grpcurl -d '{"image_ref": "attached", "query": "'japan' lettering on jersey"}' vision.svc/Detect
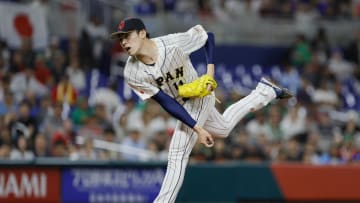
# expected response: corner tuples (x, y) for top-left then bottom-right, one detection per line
(124, 25), (208, 103)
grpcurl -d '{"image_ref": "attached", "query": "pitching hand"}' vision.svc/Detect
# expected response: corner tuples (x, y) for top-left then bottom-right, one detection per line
(193, 124), (214, 148)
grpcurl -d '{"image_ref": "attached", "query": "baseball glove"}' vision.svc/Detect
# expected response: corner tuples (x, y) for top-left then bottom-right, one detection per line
(178, 74), (217, 98)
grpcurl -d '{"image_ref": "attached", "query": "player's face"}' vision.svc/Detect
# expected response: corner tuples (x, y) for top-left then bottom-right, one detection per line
(119, 30), (144, 56)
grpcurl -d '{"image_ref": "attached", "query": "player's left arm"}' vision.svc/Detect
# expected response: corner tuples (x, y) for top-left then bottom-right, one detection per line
(177, 32), (218, 98)
(204, 32), (215, 87)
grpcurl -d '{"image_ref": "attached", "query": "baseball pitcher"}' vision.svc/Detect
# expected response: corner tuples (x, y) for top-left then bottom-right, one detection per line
(111, 17), (292, 203)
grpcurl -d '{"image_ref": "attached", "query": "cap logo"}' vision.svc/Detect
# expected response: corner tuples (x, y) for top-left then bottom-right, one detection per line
(119, 20), (125, 30)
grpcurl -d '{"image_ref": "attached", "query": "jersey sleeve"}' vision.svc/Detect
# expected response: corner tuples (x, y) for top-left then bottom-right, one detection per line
(159, 25), (208, 55)
(124, 60), (159, 100)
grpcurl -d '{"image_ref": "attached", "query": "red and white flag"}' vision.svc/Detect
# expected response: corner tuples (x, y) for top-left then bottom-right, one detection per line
(0, 2), (48, 49)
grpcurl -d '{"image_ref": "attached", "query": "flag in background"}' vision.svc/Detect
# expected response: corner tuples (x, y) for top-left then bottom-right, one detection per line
(0, 2), (48, 50)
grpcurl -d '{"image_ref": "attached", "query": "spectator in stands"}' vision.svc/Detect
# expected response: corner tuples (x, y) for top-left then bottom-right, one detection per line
(66, 57), (86, 92)
(259, 0), (279, 18)
(213, 0), (231, 22)
(190, 143), (210, 162)
(41, 102), (64, 141)
(10, 135), (34, 160)
(337, 1), (352, 19)
(99, 126), (119, 160)
(77, 137), (98, 160)
(352, 0), (360, 19)
(34, 54), (52, 86)
(93, 103), (112, 129)
(71, 96), (93, 126)
(49, 51), (66, 83)
(51, 73), (77, 105)
(229, 143), (246, 160)
(138, 100), (162, 137)
(246, 110), (267, 143)
(264, 106), (284, 142)
(163, 0), (176, 12)
(0, 55), (7, 80)
(147, 139), (167, 161)
(77, 115), (103, 138)
(89, 80), (121, 121)
(342, 111), (360, 141)
(311, 78), (339, 107)
(345, 28), (360, 67)
(311, 27), (331, 65)
(10, 50), (26, 73)
(328, 48), (354, 81)
(78, 30), (93, 69)
(19, 37), (36, 69)
(33, 133), (50, 157)
(0, 41), (9, 73)
(229, 130), (249, 160)
(0, 90), (16, 116)
(315, 0), (334, 19)
(112, 98), (136, 140)
(339, 135), (357, 164)
(315, 108), (337, 151)
(279, 62), (301, 94)
(0, 74), (10, 103)
(85, 15), (109, 68)
(148, 127), (169, 155)
(280, 103), (307, 140)
(22, 90), (41, 118)
(9, 101), (38, 146)
(0, 143), (11, 159)
(143, 113), (168, 143)
(174, 0), (197, 23)
(284, 137), (302, 162)
(61, 119), (77, 145)
(36, 95), (52, 124)
(85, 15), (109, 40)
(294, 1), (319, 37)
(198, 0), (214, 20)
(318, 143), (341, 165)
(302, 142), (321, 164)
(212, 139), (228, 163)
(51, 137), (69, 157)
(0, 126), (11, 147)
(45, 36), (65, 71)
(10, 67), (48, 103)
(290, 34), (312, 68)
(121, 123), (146, 161)
(243, 142), (267, 162)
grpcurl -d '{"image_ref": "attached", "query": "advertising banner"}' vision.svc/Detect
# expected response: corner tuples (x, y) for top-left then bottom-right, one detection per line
(0, 168), (60, 203)
(62, 167), (165, 203)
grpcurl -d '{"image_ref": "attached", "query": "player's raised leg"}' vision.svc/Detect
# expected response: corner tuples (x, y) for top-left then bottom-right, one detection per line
(203, 77), (293, 138)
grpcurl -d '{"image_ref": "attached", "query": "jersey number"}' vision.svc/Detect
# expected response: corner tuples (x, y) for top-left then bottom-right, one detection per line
(172, 80), (184, 90)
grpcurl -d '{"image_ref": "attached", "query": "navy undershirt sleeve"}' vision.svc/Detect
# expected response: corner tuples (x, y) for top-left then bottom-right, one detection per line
(151, 90), (196, 128)
(204, 32), (215, 64)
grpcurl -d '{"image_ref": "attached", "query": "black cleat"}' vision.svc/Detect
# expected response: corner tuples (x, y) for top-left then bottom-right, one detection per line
(260, 77), (293, 99)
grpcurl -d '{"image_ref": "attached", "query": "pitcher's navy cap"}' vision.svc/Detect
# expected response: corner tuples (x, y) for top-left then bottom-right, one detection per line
(111, 18), (146, 39)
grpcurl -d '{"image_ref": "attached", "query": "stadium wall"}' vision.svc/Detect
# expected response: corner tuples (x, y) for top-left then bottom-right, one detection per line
(0, 161), (360, 203)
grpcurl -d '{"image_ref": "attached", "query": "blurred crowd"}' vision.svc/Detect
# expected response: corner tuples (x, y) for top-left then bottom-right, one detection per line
(129, 0), (360, 20)
(3, 0), (360, 21)
(0, 0), (359, 165)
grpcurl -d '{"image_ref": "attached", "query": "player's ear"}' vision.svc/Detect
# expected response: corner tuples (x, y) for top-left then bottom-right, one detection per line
(139, 29), (147, 39)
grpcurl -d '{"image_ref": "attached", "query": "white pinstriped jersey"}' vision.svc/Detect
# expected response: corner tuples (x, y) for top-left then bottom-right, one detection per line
(124, 25), (208, 103)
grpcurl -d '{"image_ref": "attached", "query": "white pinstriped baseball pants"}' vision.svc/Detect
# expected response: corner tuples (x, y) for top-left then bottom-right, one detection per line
(153, 81), (276, 203)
